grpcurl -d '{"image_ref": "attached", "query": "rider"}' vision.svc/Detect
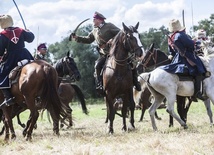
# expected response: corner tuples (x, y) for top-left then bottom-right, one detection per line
(193, 29), (209, 56)
(34, 43), (48, 60)
(0, 15), (35, 108)
(162, 19), (207, 101)
(70, 11), (141, 93)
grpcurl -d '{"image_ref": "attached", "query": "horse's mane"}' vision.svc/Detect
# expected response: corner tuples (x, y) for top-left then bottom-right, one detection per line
(109, 30), (124, 55)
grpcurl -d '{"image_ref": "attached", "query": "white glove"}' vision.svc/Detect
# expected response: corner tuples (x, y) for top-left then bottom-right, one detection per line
(168, 55), (173, 60)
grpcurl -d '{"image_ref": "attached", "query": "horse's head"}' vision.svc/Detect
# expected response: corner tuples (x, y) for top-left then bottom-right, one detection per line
(137, 43), (170, 72)
(54, 52), (81, 81)
(138, 43), (155, 69)
(122, 22), (144, 58)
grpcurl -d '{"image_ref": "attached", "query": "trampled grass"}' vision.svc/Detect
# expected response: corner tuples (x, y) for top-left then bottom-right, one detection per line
(0, 99), (214, 155)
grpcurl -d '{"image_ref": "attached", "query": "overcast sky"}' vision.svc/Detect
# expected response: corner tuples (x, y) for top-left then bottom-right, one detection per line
(1, 0), (213, 53)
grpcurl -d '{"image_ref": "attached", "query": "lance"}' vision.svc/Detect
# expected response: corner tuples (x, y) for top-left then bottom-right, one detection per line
(69, 18), (90, 41)
(13, 0), (27, 29)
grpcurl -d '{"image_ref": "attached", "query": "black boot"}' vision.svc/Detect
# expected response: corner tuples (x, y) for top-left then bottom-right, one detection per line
(94, 69), (104, 95)
(0, 88), (15, 108)
(193, 75), (208, 101)
(132, 68), (141, 91)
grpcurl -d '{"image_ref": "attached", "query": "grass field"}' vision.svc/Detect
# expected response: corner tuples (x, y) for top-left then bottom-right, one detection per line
(0, 99), (214, 155)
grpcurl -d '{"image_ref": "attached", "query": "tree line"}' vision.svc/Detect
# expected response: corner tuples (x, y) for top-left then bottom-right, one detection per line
(47, 14), (214, 99)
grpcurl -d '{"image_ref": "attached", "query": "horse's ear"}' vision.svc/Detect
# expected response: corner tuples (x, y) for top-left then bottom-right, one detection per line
(122, 22), (129, 33)
(67, 51), (70, 57)
(135, 22), (139, 30)
(149, 43), (154, 51)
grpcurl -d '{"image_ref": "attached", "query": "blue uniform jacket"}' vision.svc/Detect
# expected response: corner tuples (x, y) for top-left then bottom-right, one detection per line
(160, 31), (206, 76)
(0, 27), (34, 88)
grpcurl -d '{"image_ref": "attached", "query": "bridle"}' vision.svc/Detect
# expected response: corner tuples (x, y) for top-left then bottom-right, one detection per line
(112, 31), (143, 66)
(141, 48), (169, 69)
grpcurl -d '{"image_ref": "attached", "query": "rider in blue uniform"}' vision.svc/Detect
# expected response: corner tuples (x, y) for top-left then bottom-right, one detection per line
(0, 15), (35, 108)
(161, 19), (207, 101)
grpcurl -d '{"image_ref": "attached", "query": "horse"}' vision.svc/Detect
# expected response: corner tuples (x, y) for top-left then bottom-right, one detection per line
(135, 43), (192, 126)
(53, 52), (88, 127)
(1, 59), (67, 141)
(103, 22), (144, 134)
(53, 51), (81, 84)
(140, 42), (214, 131)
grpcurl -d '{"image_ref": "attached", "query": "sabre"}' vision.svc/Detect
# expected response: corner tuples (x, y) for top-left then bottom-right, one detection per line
(69, 18), (90, 41)
(13, 0), (27, 29)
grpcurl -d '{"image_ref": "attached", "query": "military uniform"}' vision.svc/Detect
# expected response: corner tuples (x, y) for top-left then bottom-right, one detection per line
(73, 12), (141, 93)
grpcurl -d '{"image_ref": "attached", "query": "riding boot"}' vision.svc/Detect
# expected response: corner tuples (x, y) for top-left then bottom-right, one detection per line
(132, 67), (141, 91)
(95, 68), (103, 89)
(95, 68), (105, 95)
(193, 75), (208, 101)
(0, 88), (15, 108)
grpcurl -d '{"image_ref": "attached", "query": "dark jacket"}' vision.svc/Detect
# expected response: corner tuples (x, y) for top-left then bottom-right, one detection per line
(76, 22), (120, 55)
(0, 27), (34, 88)
(160, 31), (206, 76)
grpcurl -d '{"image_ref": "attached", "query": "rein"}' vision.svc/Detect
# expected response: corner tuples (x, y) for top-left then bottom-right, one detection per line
(111, 32), (142, 66)
(141, 49), (169, 69)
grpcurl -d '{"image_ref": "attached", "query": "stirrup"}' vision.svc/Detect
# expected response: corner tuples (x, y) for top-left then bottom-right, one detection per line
(195, 92), (208, 101)
(0, 97), (15, 108)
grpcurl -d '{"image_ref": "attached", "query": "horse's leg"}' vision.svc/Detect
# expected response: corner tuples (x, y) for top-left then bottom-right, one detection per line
(3, 119), (10, 141)
(169, 115), (173, 127)
(204, 99), (213, 126)
(139, 108), (146, 122)
(3, 107), (16, 140)
(65, 104), (73, 128)
(166, 95), (187, 129)
(176, 96), (186, 123)
(149, 94), (165, 131)
(128, 90), (135, 131)
(17, 114), (25, 128)
(48, 108), (60, 136)
(121, 100), (127, 132)
(26, 109), (39, 141)
(23, 114), (32, 137)
(154, 111), (161, 120)
(106, 96), (115, 134)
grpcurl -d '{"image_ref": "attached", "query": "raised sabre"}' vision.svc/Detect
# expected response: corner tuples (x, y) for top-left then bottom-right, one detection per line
(69, 18), (90, 41)
(13, 0), (27, 29)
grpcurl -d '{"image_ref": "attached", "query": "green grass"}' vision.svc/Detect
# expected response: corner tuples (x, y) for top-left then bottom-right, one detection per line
(1, 99), (214, 155)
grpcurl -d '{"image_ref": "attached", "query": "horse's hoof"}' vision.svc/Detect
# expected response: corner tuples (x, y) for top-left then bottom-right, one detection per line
(183, 124), (188, 129)
(11, 134), (16, 140)
(21, 124), (26, 128)
(22, 131), (27, 137)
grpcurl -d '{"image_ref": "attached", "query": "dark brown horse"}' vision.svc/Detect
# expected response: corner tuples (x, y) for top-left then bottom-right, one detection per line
(1, 60), (67, 141)
(103, 22), (144, 134)
(53, 52), (88, 127)
(136, 43), (192, 126)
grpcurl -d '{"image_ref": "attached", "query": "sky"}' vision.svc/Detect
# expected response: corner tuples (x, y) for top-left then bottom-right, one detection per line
(0, 0), (213, 54)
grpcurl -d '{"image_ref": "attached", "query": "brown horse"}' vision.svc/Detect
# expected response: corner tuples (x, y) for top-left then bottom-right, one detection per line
(103, 22), (144, 134)
(1, 59), (67, 141)
(53, 52), (88, 127)
(136, 43), (192, 126)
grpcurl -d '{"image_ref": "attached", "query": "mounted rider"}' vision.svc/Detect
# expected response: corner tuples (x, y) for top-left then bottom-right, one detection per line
(34, 43), (48, 60)
(193, 29), (210, 56)
(70, 11), (141, 94)
(0, 15), (34, 108)
(161, 19), (208, 101)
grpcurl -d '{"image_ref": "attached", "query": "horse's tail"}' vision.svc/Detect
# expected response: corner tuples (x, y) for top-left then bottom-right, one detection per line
(70, 84), (88, 114)
(40, 66), (67, 122)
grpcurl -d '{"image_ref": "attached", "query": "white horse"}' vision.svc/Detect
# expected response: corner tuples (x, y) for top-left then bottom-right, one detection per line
(140, 41), (214, 131)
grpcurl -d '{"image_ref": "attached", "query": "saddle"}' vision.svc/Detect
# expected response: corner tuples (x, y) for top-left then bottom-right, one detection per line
(9, 59), (33, 84)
